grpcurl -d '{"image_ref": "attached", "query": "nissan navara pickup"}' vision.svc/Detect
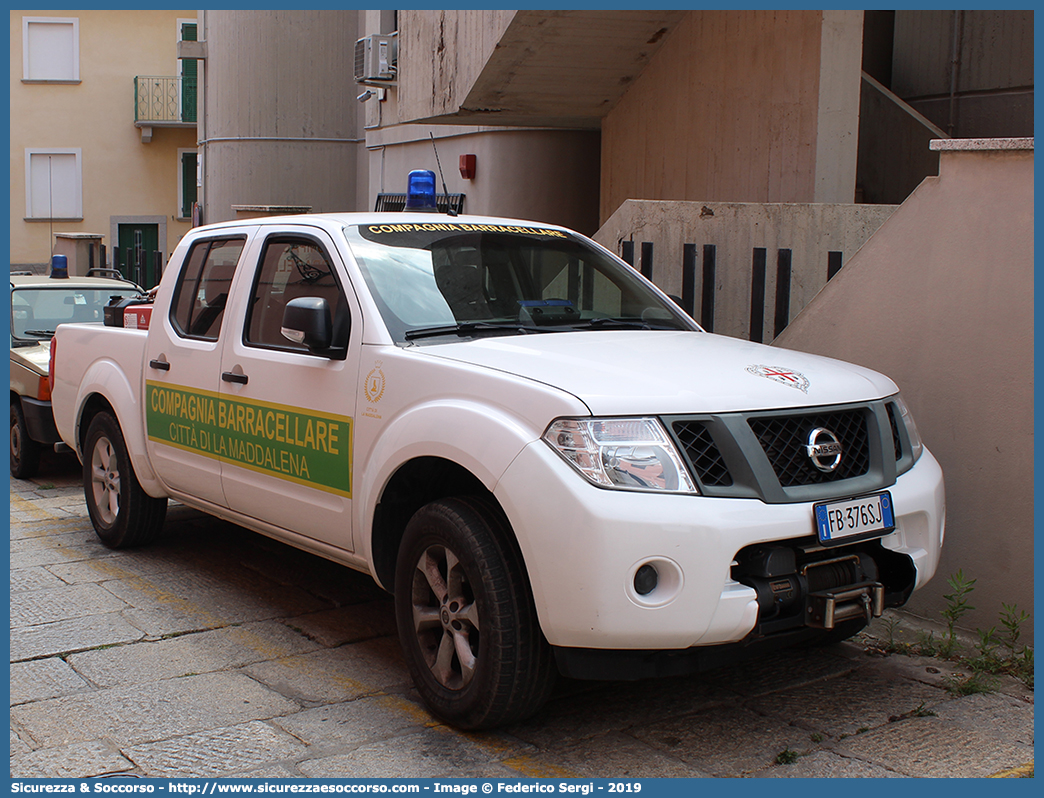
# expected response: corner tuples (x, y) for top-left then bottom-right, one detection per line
(50, 209), (945, 729)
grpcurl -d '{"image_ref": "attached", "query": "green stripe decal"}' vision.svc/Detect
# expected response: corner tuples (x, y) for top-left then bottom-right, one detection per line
(146, 382), (352, 497)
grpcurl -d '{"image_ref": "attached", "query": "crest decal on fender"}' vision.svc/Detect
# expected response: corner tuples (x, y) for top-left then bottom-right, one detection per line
(746, 364), (810, 394)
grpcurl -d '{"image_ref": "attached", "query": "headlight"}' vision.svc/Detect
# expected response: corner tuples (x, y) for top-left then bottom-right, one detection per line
(894, 395), (924, 463)
(543, 417), (698, 494)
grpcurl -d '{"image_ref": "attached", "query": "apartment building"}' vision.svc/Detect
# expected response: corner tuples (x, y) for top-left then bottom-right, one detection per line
(10, 9), (198, 285)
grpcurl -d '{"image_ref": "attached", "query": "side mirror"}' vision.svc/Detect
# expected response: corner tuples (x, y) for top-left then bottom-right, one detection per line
(281, 297), (332, 351)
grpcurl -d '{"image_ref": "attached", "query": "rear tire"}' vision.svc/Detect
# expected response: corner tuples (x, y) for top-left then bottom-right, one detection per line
(10, 400), (41, 479)
(394, 496), (555, 729)
(83, 411), (167, 548)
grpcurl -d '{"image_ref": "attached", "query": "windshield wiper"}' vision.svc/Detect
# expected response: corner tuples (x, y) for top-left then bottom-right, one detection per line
(572, 317), (682, 331)
(404, 321), (549, 341)
(21, 330), (57, 338)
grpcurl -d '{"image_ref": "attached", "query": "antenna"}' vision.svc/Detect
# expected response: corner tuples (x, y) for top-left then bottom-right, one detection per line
(429, 133), (457, 217)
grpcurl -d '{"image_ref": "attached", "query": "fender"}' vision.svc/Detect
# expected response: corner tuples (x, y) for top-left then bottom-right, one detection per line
(74, 358), (166, 498)
(354, 395), (585, 569)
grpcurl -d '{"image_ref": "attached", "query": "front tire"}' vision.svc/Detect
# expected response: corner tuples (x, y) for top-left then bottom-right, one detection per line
(394, 496), (555, 729)
(83, 411), (167, 548)
(10, 400), (41, 479)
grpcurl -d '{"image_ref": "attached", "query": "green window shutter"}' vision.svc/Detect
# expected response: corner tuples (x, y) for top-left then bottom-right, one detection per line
(182, 153), (198, 219)
(181, 23), (198, 123)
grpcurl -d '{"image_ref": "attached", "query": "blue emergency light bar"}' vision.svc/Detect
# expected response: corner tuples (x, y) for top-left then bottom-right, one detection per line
(404, 169), (438, 212)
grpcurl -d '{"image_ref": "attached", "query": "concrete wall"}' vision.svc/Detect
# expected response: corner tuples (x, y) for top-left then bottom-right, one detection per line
(396, 10), (515, 123)
(594, 201), (895, 342)
(9, 10), (196, 270)
(892, 11), (1034, 138)
(600, 11), (863, 223)
(775, 139), (1034, 641)
(199, 10), (366, 223)
(365, 125), (601, 235)
(857, 74), (946, 205)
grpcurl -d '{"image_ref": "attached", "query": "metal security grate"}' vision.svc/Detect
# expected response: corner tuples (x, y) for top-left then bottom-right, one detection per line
(748, 409), (870, 487)
(374, 193), (466, 215)
(672, 421), (732, 487)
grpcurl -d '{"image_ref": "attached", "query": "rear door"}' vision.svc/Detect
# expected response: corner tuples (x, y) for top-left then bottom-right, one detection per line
(216, 226), (360, 551)
(144, 231), (253, 507)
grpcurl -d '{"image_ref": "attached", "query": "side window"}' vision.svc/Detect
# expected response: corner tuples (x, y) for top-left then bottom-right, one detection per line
(169, 237), (245, 340)
(245, 237), (350, 356)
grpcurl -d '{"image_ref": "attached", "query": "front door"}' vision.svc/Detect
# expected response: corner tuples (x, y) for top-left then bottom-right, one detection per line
(117, 223), (160, 288)
(216, 227), (359, 552)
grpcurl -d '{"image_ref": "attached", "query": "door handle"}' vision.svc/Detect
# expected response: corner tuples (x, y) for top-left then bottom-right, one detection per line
(149, 359), (170, 371)
(221, 371), (248, 385)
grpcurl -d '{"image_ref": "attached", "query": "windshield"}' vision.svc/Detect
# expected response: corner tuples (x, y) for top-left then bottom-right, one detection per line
(342, 223), (695, 343)
(10, 286), (141, 343)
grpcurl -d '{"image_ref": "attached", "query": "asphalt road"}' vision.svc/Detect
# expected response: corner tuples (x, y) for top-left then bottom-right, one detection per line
(9, 453), (1034, 779)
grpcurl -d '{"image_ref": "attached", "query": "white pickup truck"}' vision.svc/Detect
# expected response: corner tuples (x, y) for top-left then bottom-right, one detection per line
(51, 209), (945, 729)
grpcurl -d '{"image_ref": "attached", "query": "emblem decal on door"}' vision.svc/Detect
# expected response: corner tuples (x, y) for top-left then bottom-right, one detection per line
(364, 362), (386, 404)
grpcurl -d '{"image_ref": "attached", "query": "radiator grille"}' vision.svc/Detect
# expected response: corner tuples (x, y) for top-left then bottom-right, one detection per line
(672, 421), (732, 487)
(748, 409), (870, 487)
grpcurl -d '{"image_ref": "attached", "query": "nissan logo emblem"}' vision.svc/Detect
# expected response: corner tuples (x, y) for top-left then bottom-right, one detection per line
(806, 427), (843, 473)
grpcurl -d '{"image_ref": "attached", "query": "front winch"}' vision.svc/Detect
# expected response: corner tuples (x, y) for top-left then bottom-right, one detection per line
(734, 546), (886, 633)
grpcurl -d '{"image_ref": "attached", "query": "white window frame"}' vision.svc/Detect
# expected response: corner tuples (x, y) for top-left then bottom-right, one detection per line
(22, 17), (80, 83)
(25, 148), (83, 220)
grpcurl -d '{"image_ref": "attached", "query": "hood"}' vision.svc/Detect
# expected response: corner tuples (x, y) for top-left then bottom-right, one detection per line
(416, 331), (897, 415)
(10, 341), (51, 375)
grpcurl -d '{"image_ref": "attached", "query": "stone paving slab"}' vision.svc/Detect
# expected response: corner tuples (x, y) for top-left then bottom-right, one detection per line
(10, 612), (147, 662)
(10, 530), (119, 569)
(270, 694), (434, 752)
(10, 566), (67, 593)
(67, 620), (322, 688)
(504, 676), (736, 749)
(751, 749), (904, 778)
(105, 569), (328, 636)
(123, 720), (308, 778)
(11, 582), (130, 627)
(11, 658), (93, 705)
(629, 704), (823, 777)
(746, 666), (950, 738)
(11, 672), (300, 748)
(296, 727), (519, 779)
(243, 637), (413, 704)
(46, 549), (199, 584)
(10, 740), (134, 779)
(234, 543), (391, 607)
(925, 692), (1034, 746)
(509, 731), (708, 778)
(830, 713), (1036, 778)
(284, 602), (398, 647)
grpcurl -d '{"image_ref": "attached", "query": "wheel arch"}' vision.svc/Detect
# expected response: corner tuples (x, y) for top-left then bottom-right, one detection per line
(370, 455), (496, 592)
(369, 454), (543, 605)
(73, 368), (164, 497)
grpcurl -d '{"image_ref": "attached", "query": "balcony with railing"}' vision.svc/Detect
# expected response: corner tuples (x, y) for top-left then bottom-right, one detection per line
(133, 75), (196, 142)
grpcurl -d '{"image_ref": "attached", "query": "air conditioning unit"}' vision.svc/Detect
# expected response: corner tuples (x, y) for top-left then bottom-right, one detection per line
(354, 34), (397, 83)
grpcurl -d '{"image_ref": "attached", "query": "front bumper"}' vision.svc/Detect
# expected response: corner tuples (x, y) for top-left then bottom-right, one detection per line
(495, 440), (945, 651)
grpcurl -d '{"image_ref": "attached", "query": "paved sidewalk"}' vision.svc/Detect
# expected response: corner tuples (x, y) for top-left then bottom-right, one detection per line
(10, 457), (1034, 779)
